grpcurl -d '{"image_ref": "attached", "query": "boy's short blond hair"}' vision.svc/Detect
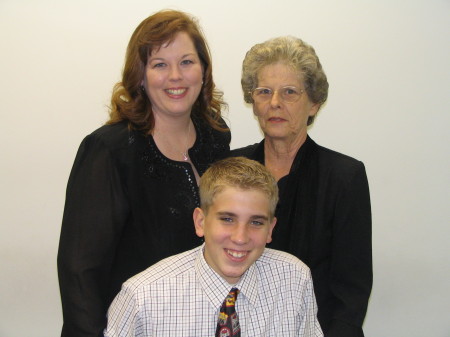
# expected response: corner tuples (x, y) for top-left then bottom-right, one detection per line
(199, 157), (279, 219)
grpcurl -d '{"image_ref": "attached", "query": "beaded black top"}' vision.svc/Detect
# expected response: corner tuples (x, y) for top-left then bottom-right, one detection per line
(58, 117), (230, 336)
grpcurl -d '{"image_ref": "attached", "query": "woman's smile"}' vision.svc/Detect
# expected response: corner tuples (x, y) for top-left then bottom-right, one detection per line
(165, 87), (188, 97)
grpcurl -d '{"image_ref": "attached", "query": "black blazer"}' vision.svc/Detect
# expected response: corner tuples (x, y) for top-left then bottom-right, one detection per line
(58, 118), (230, 337)
(231, 136), (372, 337)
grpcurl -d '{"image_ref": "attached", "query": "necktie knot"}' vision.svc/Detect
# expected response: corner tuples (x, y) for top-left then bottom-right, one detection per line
(226, 288), (239, 306)
(216, 288), (241, 337)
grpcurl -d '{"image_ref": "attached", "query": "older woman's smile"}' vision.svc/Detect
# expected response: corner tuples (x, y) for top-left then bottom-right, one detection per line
(268, 116), (287, 122)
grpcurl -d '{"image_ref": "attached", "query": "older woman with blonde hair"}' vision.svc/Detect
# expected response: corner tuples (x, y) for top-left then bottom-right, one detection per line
(232, 36), (372, 337)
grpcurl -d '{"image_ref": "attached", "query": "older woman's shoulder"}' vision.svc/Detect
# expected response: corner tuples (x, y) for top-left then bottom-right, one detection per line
(317, 144), (361, 164)
(229, 141), (262, 160)
(313, 142), (367, 180)
(230, 144), (257, 156)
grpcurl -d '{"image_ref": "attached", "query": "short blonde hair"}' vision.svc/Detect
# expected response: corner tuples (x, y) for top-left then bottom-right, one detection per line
(241, 36), (329, 125)
(199, 157), (279, 219)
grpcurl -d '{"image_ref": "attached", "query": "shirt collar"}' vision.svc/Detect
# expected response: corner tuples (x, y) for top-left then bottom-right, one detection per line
(195, 244), (260, 309)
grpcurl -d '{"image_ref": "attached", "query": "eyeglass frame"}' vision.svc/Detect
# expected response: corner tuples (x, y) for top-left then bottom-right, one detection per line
(249, 86), (305, 103)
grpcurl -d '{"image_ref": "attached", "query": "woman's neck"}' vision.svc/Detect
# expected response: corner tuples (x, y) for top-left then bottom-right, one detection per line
(152, 115), (200, 183)
(263, 133), (307, 181)
(152, 115), (195, 161)
(152, 113), (192, 134)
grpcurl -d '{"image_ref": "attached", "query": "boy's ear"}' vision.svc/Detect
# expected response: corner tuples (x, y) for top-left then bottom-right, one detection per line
(266, 217), (277, 244)
(193, 207), (205, 238)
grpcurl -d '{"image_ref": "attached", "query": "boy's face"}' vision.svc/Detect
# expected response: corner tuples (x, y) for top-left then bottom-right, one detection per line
(194, 186), (276, 285)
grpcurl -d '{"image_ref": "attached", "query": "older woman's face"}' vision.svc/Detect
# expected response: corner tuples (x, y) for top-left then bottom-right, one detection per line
(253, 63), (319, 144)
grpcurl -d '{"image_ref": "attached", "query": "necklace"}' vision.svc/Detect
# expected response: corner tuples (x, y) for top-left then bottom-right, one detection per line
(181, 121), (191, 161)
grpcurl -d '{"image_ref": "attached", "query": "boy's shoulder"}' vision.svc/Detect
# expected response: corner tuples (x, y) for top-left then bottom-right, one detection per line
(123, 246), (201, 292)
(257, 248), (311, 277)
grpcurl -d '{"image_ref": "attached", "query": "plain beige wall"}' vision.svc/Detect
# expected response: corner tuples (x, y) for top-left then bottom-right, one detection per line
(0, 1), (449, 336)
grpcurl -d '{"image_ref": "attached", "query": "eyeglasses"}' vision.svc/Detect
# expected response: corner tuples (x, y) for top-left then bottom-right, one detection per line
(251, 86), (305, 103)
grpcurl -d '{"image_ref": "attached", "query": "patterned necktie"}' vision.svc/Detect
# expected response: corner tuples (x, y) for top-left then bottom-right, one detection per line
(215, 287), (241, 337)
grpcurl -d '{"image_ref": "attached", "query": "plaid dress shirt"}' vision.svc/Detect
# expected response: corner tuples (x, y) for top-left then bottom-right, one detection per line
(105, 245), (323, 337)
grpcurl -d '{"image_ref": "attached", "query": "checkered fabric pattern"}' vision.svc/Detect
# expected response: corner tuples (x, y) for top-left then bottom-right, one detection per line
(105, 245), (323, 337)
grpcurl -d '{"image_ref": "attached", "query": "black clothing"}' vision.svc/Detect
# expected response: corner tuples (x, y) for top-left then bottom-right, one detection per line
(231, 136), (372, 337)
(58, 118), (230, 337)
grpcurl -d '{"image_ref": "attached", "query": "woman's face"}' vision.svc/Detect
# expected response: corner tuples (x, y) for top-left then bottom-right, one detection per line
(253, 63), (319, 144)
(143, 31), (203, 120)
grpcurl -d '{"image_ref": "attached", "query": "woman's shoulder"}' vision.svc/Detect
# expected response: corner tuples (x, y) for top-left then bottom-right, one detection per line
(229, 139), (264, 160)
(210, 121), (231, 146)
(311, 141), (367, 183)
(196, 116), (231, 142)
(230, 143), (258, 157)
(88, 121), (129, 140)
(317, 145), (361, 165)
(83, 121), (140, 151)
(193, 117), (231, 159)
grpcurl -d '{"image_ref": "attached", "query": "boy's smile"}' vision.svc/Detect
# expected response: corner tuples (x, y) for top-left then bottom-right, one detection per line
(194, 186), (276, 284)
